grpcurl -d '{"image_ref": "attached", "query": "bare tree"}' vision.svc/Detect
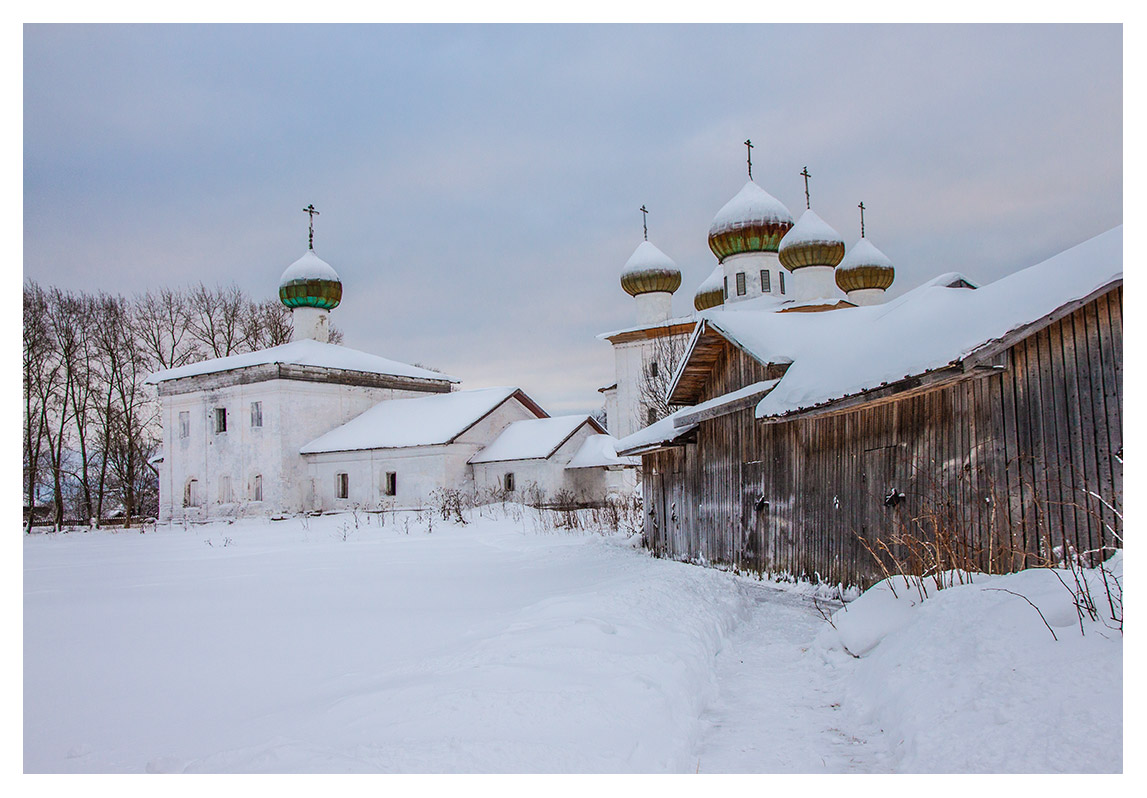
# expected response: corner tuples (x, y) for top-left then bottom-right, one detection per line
(636, 332), (690, 428)
(135, 287), (199, 370)
(187, 283), (247, 358)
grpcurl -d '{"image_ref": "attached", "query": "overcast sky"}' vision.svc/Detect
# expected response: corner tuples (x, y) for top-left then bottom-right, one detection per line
(23, 24), (1122, 416)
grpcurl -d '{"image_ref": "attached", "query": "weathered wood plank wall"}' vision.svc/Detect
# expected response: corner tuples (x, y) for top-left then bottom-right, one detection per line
(642, 288), (1123, 588)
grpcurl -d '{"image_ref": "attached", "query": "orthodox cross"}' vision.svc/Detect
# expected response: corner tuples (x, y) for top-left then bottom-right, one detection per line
(800, 166), (812, 209)
(858, 201), (866, 238)
(303, 204), (320, 250)
(744, 139), (754, 180)
(639, 205), (649, 241)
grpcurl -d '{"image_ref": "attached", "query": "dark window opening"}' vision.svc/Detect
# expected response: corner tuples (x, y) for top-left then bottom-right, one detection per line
(251, 401), (262, 428)
(336, 472), (349, 499)
(779, 271), (786, 295)
(384, 472), (397, 496)
(504, 473), (515, 492)
(761, 270), (771, 293)
(179, 411), (190, 439)
(214, 408), (227, 434)
(736, 272), (746, 296)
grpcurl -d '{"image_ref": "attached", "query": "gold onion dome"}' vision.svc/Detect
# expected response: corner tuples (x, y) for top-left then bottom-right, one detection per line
(621, 240), (682, 297)
(279, 249), (343, 310)
(707, 180), (795, 260)
(694, 265), (725, 311)
(835, 238), (895, 292)
(778, 209), (846, 272)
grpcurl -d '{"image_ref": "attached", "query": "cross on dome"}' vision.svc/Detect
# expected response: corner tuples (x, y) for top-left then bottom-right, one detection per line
(303, 204), (320, 250)
(801, 166), (812, 209)
(640, 204), (649, 241)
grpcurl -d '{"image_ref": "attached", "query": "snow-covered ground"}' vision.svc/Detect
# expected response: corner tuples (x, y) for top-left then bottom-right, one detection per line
(23, 509), (1122, 773)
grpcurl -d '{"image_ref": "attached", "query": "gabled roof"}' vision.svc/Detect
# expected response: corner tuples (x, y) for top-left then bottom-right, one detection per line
(565, 434), (639, 469)
(469, 415), (606, 464)
(663, 226), (1122, 423)
(301, 387), (545, 455)
(146, 338), (459, 385)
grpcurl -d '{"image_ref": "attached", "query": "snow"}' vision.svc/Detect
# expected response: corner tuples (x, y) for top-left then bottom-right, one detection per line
(301, 386), (526, 454)
(684, 225), (1121, 419)
(615, 407), (698, 455)
(695, 264), (723, 295)
(23, 514), (1121, 773)
(778, 208), (844, 250)
(565, 434), (639, 469)
(621, 240), (678, 278)
(279, 249), (340, 284)
(709, 179), (794, 233)
(596, 314), (697, 340)
(469, 415), (590, 464)
(145, 338), (459, 384)
(838, 236), (893, 271)
(674, 379), (780, 427)
(816, 555), (1123, 772)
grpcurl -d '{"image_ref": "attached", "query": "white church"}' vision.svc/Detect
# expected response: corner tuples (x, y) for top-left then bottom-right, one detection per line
(148, 215), (636, 521)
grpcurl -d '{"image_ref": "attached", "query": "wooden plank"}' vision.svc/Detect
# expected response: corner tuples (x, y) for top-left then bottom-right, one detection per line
(1070, 302), (1103, 559)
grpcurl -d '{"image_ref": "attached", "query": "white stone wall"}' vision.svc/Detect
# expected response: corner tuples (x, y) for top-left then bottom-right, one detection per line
(610, 331), (690, 440)
(158, 378), (435, 521)
(300, 396), (541, 510)
(471, 422), (607, 503)
(721, 251), (788, 304)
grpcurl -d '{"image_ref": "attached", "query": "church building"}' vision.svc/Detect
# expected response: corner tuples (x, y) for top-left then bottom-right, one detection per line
(148, 211), (635, 521)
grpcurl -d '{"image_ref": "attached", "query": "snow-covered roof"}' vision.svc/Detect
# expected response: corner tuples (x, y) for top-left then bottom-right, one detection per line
(469, 415), (599, 464)
(680, 226), (1121, 421)
(710, 180), (793, 232)
(838, 237), (893, 272)
(779, 209), (844, 249)
(566, 434), (639, 469)
(674, 380), (780, 427)
(280, 249), (340, 284)
(622, 240), (677, 278)
(145, 339), (459, 384)
(597, 315), (697, 341)
(696, 264), (723, 295)
(615, 408), (698, 456)
(301, 386), (537, 454)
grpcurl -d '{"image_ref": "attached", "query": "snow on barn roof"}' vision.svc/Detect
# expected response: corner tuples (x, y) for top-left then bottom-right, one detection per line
(669, 226), (1121, 422)
(145, 339), (459, 385)
(301, 386), (543, 454)
(469, 415), (603, 464)
(615, 408), (699, 456)
(566, 434), (639, 469)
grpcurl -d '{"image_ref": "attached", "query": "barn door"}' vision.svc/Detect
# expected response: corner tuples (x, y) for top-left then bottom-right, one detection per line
(862, 445), (902, 573)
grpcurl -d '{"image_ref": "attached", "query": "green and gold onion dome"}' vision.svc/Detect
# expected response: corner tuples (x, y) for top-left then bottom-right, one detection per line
(694, 264), (725, 311)
(279, 249), (343, 310)
(621, 240), (682, 297)
(708, 180), (795, 260)
(835, 238), (895, 293)
(778, 209), (846, 272)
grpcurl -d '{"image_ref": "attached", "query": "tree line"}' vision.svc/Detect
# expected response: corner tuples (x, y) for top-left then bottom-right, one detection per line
(22, 282), (339, 530)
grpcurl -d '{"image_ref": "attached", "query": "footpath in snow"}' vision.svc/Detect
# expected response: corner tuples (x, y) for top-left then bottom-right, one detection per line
(24, 507), (1122, 773)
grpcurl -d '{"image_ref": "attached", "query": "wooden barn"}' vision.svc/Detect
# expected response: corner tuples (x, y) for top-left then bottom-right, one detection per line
(618, 228), (1123, 588)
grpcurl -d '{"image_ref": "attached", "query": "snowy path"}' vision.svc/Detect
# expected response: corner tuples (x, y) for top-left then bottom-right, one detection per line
(694, 582), (892, 773)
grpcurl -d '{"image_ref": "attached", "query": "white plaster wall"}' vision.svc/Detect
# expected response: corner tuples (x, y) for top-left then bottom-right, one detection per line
(721, 251), (788, 304)
(159, 378), (435, 520)
(601, 387), (618, 437)
(471, 423), (618, 504)
(610, 332), (690, 440)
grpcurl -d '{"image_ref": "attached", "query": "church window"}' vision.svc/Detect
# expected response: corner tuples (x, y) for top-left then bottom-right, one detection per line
(214, 407), (227, 434)
(251, 401), (262, 428)
(650, 360), (659, 378)
(647, 407), (657, 425)
(761, 270), (771, 293)
(504, 473), (515, 492)
(219, 475), (232, 504)
(736, 272), (746, 296)
(179, 411), (190, 439)
(336, 472), (349, 499)
(253, 475), (263, 502)
(384, 472), (397, 496)
(723, 276), (728, 299)
(779, 271), (786, 295)
(184, 478), (199, 508)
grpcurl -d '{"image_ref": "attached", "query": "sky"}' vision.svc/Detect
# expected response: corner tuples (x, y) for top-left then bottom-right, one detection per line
(23, 24), (1122, 416)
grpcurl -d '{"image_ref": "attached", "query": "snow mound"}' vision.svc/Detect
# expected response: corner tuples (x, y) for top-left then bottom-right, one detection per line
(709, 180), (793, 232)
(279, 249), (340, 284)
(622, 240), (678, 277)
(779, 208), (844, 249)
(816, 556), (1122, 772)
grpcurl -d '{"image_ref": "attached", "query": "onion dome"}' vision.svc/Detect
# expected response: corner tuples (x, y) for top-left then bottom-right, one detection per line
(279, 250), (342, 310)
(620, 240), (682, 297)
(778, 209), (846, 272)
(707, 180), (795, 260)
(835, 238), (895, 293)
(694, 265), (725, 311)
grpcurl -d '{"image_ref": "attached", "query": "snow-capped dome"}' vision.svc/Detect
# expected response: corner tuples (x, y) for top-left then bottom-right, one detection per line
(708, 180), (795, 260)
(694, 264), (725, 311)
(279, 249), (343, 310)
(621, 240), (682, 297)
(778, 209), (846, 272)
(835, 238), (895, 293)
